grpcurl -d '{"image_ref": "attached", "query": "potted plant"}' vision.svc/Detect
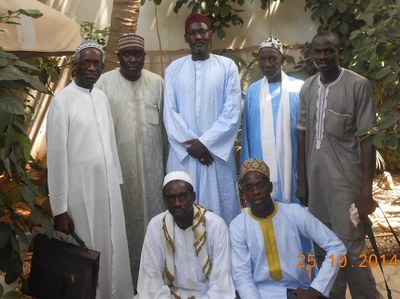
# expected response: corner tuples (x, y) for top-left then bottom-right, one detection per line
(0, 9), (54, 299)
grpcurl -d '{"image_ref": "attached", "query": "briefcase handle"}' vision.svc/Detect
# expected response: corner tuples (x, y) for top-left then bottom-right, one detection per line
(71, 232), (88, 250)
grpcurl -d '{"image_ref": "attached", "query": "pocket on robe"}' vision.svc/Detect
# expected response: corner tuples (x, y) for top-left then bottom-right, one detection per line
(145, 103), (160, 126)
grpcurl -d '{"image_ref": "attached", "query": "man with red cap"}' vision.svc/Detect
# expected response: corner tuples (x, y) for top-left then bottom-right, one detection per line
(163, 13), (242, 225)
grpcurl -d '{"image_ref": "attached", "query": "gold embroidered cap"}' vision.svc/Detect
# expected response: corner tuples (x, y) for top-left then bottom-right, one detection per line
(241, 158), (270, 179)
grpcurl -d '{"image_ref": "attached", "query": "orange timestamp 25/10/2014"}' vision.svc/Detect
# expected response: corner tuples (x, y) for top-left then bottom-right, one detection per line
(297, 253), (398, 269)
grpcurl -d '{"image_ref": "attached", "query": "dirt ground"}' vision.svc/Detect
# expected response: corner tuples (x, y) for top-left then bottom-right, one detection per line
(367, 171), (400, 257)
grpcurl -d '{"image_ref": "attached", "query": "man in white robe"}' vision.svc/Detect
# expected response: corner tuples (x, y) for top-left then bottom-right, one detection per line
(163, 13), (242, 224)
(230, 158), (346, 299)
(137, 171), (235, 299)
(96, 33), (166, 289)
(46, 40), (134, 299)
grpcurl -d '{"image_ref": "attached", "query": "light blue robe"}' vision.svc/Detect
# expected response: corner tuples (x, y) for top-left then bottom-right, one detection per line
(241, 77), (303, 204)
(163, 54), (242, 224)
(229, 204), (346, 299)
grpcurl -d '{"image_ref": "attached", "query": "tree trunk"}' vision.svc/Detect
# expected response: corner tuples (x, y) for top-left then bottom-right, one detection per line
(104, 0), (141, 71)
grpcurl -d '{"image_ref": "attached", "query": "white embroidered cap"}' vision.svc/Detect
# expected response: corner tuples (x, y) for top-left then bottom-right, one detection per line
(163, 171), (193, 188)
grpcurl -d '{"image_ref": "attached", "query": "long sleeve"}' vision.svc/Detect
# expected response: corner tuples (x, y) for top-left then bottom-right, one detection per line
(207, 220), (236, 299)
(46, 97), (69, 216)
(104, 94), (123, 184)
(163, 64), (199, 162)
(240, 89), (251, 165)
(295, 206), (347, 297)
(198, 61), (242, 162)
(137, 218), (172, 299)
(229, 217), (262, 299)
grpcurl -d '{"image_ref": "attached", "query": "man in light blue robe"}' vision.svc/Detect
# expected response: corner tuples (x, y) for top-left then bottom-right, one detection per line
(241, 36), (303, 205)
(163, 13), (242, 224)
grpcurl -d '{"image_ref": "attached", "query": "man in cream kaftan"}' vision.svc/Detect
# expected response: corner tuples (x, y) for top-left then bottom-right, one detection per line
(96, 34), (165, 287)
(47, 41), (133, 299)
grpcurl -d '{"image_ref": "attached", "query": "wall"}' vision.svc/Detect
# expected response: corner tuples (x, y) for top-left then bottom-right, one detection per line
(39, 0), (317, 51)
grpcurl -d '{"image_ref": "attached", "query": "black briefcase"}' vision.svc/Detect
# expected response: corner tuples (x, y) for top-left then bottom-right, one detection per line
(27, 233), (100, 299)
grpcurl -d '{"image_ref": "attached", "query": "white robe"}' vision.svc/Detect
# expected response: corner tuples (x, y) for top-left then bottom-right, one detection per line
(96, 69), (166, 287)
(137, 210), (235, 299)
(229, 204), (346, 299)
(46, 80), (134, 299)
(163, 54), (242, 224)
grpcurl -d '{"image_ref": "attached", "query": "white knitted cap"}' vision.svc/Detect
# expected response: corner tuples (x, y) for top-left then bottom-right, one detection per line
(163, 171), (193, 188)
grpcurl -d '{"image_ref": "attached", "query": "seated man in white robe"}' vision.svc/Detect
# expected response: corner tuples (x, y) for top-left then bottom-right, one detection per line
(137, 171), (235, 299)
(230, 158), (346, 299)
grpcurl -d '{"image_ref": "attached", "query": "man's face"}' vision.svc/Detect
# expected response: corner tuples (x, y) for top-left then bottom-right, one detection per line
(184, 22), (212, 56)
(74, 48), (104, 89)
(258, 47), (284, 81)
(311, 35), (341, 74)
(117, 46), (145, 81)
(242, 172), (273, 212)
(163, 181), (195, 221)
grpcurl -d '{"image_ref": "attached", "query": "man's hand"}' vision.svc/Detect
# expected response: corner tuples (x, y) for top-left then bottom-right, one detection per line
(355, 189), (378, 221)
(183, 139), (214, 166)
(54, 212), (74, 235)
(296, 177), (309, 206)
(295, 287), (320, 299)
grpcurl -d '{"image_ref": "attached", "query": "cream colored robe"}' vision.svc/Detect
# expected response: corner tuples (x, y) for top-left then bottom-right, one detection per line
(96, 69), (166, 288)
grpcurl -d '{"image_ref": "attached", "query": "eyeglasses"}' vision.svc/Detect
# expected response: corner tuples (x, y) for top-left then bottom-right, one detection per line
(78, 60), (104, 68)
(186, 29), (211, 37)
(243, 182), (269, 194)
(164, 191), (191, 203)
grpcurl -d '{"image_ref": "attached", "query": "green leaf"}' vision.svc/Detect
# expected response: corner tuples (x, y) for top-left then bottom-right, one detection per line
(14, 133), (32, 162)
(373, 132), (386, 147)
(22, 185), (36, 205)
(221, 6), (230, 17)
(16, 9), (43, 19)
(4, 290), (22, 299)
(0, 65), (30, 81)
(0, 91), (25, 115)
(216, 27), (226, 39)
(387, 135), (399, 150)
(0, 223), (11, 249)
(0, 58), (7, 67)
(374, 67), (392, 80)
(375, 42), (386, 57)
(337, 2), (347, 13)
(0, 51), (18, 60)
(22, 72), (49, 94)
(350, 30), (362, 40)
(12, 60), (40, 71)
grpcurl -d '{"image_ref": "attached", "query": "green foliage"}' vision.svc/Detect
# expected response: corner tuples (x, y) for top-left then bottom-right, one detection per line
(301, 0), (400, 170)
(81, 21), (110, 51)
(0, 9), (42, 34)
(0, 9), (54, 298)
(141, 0), (281, 40)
